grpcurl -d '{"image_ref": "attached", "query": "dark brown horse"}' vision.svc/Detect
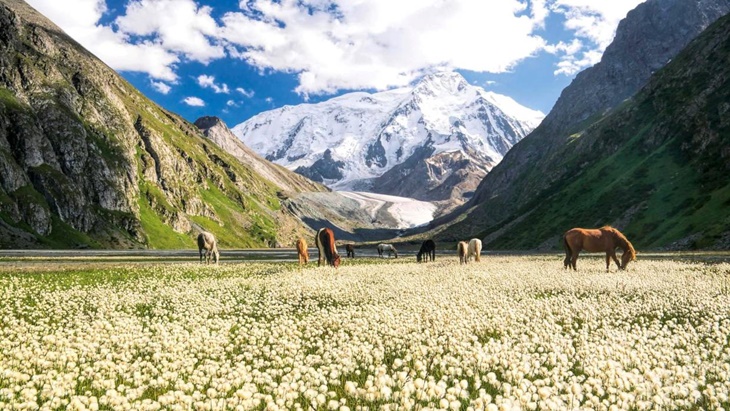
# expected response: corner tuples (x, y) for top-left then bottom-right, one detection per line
(315, 228), (341, 268)
(345, 244), (355, 258)
(417, 239), (435, 262)
(563, 226), (636, 271)
(457, 241), (468, 265)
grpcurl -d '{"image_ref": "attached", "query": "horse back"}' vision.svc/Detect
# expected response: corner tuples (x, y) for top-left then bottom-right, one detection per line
(565, 228), (611, 252)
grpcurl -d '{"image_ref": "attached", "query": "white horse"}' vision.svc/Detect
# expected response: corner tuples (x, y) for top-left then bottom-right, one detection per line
(197, 231), (219, 264)
(377, 243), (398, 258)
(467, 238), (482, 262)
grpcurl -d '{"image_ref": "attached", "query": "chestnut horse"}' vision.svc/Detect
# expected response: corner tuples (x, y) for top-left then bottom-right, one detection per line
(345, 244), (355, 258)
(315, 228), (341, 268)
(197, 231), (219, 264)
(563, 226), (636, 271)
(457, 241), (468, 264)
(296, 238), (309, 265)
(416, 239), (436, 262)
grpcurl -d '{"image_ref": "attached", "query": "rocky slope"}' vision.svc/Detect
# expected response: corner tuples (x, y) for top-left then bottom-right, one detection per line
(232, 72), (543, 209)
(0, 0), (312, 249)
(438, 4), (730, 250)
(194, 116), (327, 195)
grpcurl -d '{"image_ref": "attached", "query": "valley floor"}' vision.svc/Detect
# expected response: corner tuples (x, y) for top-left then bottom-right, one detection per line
(1, 256), (729, 410)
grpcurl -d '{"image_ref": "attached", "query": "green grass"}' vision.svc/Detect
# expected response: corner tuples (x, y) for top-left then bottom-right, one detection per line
(137, 194), (192, 249)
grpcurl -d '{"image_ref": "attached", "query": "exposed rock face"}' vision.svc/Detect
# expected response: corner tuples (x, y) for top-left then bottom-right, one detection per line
(438, 3), (730, 250)
(462, 0), (730, 230)
(0, 0), (310, 248)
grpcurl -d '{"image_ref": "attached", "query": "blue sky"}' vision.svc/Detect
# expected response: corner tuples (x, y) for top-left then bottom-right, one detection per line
(27, 0), (646, 127)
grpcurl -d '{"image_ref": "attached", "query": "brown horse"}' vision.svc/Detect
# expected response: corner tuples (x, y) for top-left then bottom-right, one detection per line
(315, 228), (341, 268)
(296, 238), (309, 265)
(457, 241), (468, 264)
(563, 226), (636, 271)
(345, 244), (355, 258)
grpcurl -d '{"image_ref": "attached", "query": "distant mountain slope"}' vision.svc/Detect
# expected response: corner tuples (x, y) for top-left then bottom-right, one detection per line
(194, 116), (327, 195)
(0, 0), (311, 249)
(439, 7), (730, 250)
(232, 72), (543, 208)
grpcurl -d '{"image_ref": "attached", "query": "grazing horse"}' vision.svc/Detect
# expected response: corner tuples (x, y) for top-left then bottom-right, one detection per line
(296, 238), (309, 265)
(197, 231), (219, 264)
(563, 226), (636, 271)
(377, 243), (398, 258)
(457, 241), (468, 264)
(416, 239), (436, 262)
(315, 228), (341, 268)
(345, 244), (355, 258)
(467, 238), (482, 262)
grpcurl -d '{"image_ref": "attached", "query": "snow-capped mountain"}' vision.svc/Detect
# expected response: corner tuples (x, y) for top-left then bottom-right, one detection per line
(231, 71), (544, 205)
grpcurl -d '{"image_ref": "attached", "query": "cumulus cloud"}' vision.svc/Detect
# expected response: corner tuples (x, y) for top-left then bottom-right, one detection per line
(182, 96), (205, 106)
(27, 0), (179, 80)
(549, 0), (646, 74)
(26, 0), (646, 94)
(197, 75), (230, 94)
(220, 0), (547, 96)
(150, 80), (172, 94)
(115, 0), (225, 63)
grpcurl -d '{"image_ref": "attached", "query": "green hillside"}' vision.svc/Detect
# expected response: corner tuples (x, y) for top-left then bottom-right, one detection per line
(442, 12), (730, 250)
(0, 0), (310, 249)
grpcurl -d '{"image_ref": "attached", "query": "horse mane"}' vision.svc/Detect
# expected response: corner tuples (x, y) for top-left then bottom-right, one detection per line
(603, 226), (636, 261)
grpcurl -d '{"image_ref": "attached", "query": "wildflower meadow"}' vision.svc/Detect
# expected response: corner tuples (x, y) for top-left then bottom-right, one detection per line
(1, 256), (729, 410)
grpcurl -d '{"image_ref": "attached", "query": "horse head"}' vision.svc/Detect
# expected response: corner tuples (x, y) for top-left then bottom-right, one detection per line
(333, 254), (341, 268)
(416, 252), (422, 262)
(620, 247), (636, 270)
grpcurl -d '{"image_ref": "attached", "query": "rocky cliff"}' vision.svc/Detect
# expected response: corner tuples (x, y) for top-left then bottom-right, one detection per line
(439, 0), (730, 243)
(0, 0), (310, 248)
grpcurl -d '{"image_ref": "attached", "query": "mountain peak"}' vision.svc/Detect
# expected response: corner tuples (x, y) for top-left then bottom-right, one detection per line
(413, 71), (470, 96)
(194, 116), (226, 131)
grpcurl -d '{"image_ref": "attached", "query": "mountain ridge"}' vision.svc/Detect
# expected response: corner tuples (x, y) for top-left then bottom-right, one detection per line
(0, 0), (312, 249)
(232, 71), (543, 210)
(435, 0), (730, 250)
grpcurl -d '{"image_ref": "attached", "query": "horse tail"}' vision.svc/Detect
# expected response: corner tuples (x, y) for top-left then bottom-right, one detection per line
(563, 235), (571, 268)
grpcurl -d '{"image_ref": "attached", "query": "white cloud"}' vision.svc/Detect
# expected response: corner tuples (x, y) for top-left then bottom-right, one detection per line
(182, 97), (205, 107)
(26, 0), (647, 95)
(197, 75), (230, 94)
(226, 100), (239, 107)
(26, 0), (180, 81)
(236, 87), (255, 98)
(150, 80), (172, 94)
(220, 0), (548, 96)
(115, 0), (225, 63)
(549, 0), (646, 74)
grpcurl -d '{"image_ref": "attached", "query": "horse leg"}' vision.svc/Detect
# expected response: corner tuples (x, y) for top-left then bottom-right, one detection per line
(571, 251), (578, 270)
(605, 253), (611, 272)
(611, 251), (622, 270)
